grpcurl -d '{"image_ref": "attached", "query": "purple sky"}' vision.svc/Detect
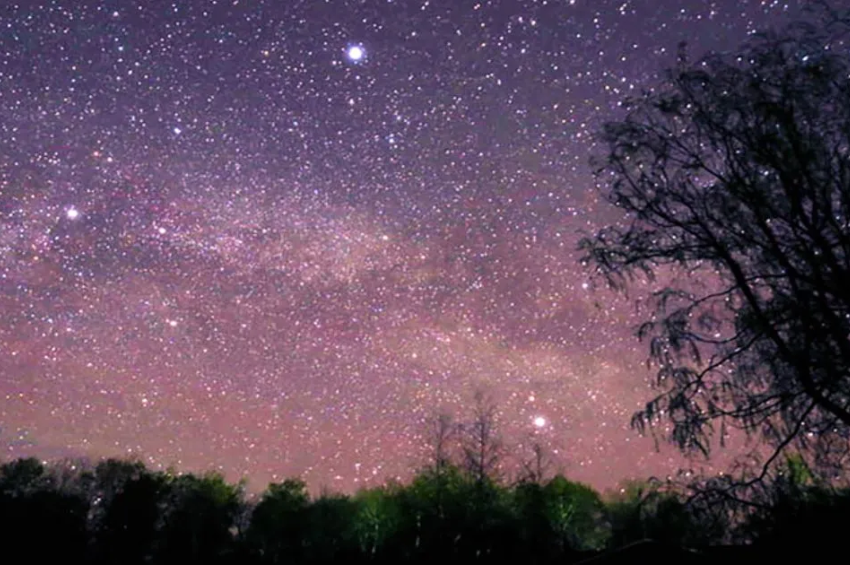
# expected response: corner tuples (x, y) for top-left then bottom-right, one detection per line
(0, 0), (809, 491)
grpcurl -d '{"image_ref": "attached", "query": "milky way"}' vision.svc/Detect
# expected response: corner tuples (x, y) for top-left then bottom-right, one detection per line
(0, 0), (808, 491)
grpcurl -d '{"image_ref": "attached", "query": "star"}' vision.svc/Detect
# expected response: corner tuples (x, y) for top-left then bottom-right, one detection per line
(66, 207), (80, 220)
(533, 416), (547, 428)
(346, 45), (365, 62)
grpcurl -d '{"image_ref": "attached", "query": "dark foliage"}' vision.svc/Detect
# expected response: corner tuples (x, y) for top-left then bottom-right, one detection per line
(3, 453), (847, 563)
(0, 453), (615, 565)
(581, 1), (850, 479)
(0, 458), (89, 563)
(95, 463), (168, 565)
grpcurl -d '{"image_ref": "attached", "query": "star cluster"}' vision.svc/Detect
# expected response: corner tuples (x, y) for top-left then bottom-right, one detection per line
(0, 0), (806, 491)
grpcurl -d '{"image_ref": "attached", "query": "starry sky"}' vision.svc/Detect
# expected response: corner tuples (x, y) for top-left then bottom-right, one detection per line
(0, 0), (811, 492)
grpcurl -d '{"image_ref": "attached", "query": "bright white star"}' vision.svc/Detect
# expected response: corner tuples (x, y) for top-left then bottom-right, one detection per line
(533, 416), (547, 428)
(66, 207), (80, 220)
(347, 45), (364, 61)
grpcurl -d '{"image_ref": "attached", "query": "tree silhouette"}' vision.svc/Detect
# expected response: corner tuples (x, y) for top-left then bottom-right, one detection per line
(93, 460), (170, 565)
(580, 3), (850, 478)
(544, 476), (608, 552)
(517, 438), (553, 484)
(736, 455), (850, 558)
(156, 471), (245, 565)
(352, 484), (402, 560)
(425, 412), (457, 476)
(0, 458), (89, 563)
(397, 462), (469, 561)
(245, 478), (310, 563)
(303, 492), (359, 563)
(12, 452), (843, 562)
(460, 391), (503, 485)
(0, 457), (53, 496)
(512, 475), (608, 562)
(604, 479), (722, 548)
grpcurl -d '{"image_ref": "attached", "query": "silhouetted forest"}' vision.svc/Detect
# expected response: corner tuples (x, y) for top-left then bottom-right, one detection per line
(2, 449), (850, 564)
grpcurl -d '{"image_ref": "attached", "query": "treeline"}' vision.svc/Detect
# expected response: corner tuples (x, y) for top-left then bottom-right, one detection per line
(0, 454), (679, 565)
(2, 452), (850, 564)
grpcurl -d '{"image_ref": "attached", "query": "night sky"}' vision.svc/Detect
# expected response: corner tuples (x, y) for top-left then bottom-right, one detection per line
(0, 0), (809, 491)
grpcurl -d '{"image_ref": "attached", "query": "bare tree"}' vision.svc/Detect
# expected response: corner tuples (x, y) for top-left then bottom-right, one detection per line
(460, 391), (503, 484)
(518, 440), (552, 484)
(425, 412), (457, 475)
(581, 3), (850, 480)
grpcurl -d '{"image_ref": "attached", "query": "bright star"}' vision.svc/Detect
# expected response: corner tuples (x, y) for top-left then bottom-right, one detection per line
(66, 207), (80, 220)
(347, 45), (364, 61)
(533, 416), (547, 428)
